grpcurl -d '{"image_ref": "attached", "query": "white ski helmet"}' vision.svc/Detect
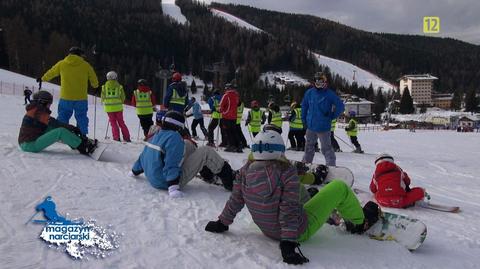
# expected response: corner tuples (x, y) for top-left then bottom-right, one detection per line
(106, 71), (118, 80)
(375, 153), (394, 164)
(251, 130), (285, 160)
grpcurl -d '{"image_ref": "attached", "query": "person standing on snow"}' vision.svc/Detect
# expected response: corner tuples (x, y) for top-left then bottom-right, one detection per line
(24, 87), (33, 105)
(219, 83), (241, 153)
(101, 71), (131, 142)
(186, 97), (208, 139)
(301, 73), (344, 166)
(370, 153), (428, 208)
(206, 90), (226, 147)
(163, 72), (188, 113)
(345, 111), (363, 153)
(38, 47), (99, 135)
(330, 119), (341, 152)
(235, 100), (248, 148)
(204, 130), (381, 265)
(245, 100), (266, 138)
(287, 102), (305, 151)
(131, 79), (156, 138)
(18, 90), (97, 155)
(129, 111), (237, 197)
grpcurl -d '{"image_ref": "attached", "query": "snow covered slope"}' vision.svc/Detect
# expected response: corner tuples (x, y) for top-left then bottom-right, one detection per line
(210, 8), (264, 32)
(162, 0), (188, 25)
(1, 70), (480, 268)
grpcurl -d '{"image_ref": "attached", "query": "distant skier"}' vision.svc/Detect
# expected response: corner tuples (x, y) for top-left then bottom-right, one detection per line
(204, 130), (380, 265)
(219, 83), (241, 152)
(185, 97), (208, 139)
(370, 153), (427, 208)
(345, 111), (363, 153)
(23, 86), (32, 105)
(163, 72), (188, 113)
(129, 111), (236, 197)
(35, 196), (69, 223)
(101, 71), (131, 142)
(131, 79), (156, 138)
(287, 102), (305, 151)
(330, 119), (341, 152)
(301, 73), (344, 166)
(206, 90), (225, 147)
(18, 90), (97, 155)
(245, 100), (265, 138)
(38, 46), (99, 135)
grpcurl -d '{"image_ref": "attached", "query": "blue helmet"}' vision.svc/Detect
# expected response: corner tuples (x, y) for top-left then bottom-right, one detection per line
(156, 110), (167, 123)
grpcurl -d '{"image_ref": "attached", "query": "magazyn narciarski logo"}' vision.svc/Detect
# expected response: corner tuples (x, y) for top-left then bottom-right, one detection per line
(26, 196), (122, 259)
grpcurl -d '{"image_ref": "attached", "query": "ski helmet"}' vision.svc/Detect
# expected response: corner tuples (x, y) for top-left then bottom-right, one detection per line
(106, 71), (118, 80)
(251, 130), (286, 160)
(156, 109), (167, 123)
(32, 90), (53, 106)
(162, 110), (185, 131)
(172, 72), (182, 82)
(250, 100), (259, 108)
(137, 79), (147, 86)
(375, 153), (394, 164)
(314, 72), (328, 89)
(263, 124), (282, 134)
(68, 46), (84, 56)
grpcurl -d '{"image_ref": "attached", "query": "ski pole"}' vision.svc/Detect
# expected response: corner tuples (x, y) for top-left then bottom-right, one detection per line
(215, 120), (221, 151)
(335, 134), (355, 149)
(93, 93), (97, 140)
(137, 122), (141, 141)
(104, 120), (110, 139)
(25, 211), (39, 225)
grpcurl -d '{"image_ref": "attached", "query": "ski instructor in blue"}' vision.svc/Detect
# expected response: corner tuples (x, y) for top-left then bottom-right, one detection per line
(301, 72), (344, 166)
(38, 47), (99, 135)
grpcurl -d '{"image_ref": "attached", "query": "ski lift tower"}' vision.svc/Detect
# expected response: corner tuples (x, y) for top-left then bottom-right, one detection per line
(204, 61), (229, 91)
(156, 64), (172, 104)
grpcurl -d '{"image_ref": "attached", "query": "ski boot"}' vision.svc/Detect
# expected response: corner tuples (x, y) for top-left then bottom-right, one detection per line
(353, 147), (364, 154)
(345, 201), (381, 234)
(216, 162), (236, 191)
(77, 137), (98, 155)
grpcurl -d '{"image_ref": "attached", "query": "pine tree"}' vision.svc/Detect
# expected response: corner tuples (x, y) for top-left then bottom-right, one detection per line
(0, 28), (9, 68)
(451, 90), (462, 111)
(465, 89), (479, 112)
(190, 79), (197, 94)
(399, 87), (415, 114)
(373, 90), (386, 121)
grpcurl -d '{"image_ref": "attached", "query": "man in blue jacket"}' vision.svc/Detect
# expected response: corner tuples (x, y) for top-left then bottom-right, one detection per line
(163, 72), (188, 113)
(129, 111), (235, 197)
(301, 73), (344, 166)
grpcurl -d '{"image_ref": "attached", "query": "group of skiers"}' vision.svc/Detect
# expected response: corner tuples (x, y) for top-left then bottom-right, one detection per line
(16, 47), (428, 265)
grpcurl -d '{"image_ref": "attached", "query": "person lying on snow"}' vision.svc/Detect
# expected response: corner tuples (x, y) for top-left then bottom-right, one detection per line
(204, 129), (381, 265)
(18, 90), (97, 155)
(370, 153), (428, 208)
(129, 110), (236, 197)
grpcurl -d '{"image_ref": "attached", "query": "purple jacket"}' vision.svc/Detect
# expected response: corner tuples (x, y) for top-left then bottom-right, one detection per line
(219, 160), (308, 241)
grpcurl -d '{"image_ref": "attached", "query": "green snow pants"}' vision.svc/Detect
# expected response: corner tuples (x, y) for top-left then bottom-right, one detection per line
(20, 127), (82, 153)
(298, 180), (365, 242)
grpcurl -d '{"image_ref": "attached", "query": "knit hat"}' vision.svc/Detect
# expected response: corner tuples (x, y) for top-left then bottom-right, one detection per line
(375, 153), (394, 164)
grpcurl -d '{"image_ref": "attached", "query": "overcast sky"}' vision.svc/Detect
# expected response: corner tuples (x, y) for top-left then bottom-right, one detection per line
(200, 0), (480, 45)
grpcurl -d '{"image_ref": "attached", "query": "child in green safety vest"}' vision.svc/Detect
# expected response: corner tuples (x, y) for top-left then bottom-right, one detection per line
(245, 100), (266, 137)
(288, 102), (305, 151)
(267, 102), (283, 134)
(131, 79), (156, 138)
(101, 71), (131, 142)
(345, 111), (363, 153)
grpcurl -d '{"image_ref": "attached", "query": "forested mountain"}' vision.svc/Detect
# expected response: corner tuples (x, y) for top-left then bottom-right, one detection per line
(211, 2), (480, 93)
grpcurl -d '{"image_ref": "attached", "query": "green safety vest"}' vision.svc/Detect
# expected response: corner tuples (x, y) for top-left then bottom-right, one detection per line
(102, 81), (124, 113)
(290, 108), (303, 129)
(236, 102), (244, 124)
(212, 98), (221, 119)
(249, 109), (263, 133)
(346, 118), (358, 137)
(170, 89), (186, 106)
(331, 119), (337, 131)
(270, 110), (282, 128)
(134, 89), (153, 115)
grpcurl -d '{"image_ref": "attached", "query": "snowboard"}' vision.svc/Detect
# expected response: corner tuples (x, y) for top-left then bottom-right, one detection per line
(89, 142), (108, 161)
(294, 162), (354, 187)
(352, 188), (427, 250)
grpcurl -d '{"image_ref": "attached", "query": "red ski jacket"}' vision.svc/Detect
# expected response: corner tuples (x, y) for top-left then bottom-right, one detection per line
(369, 161), (412, 206)
(219, 89), (239, 120)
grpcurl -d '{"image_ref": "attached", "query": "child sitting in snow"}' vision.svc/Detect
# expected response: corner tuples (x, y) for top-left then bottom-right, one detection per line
(205, 129), (381, 265)
(370, 153), (427, 208)
(18, 90), (97, 155)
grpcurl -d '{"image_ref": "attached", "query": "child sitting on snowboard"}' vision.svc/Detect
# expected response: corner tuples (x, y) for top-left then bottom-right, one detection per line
(18, 90), (97, 155)
(129, 111), (236, 197)
(204, 129), (380, 265)
(370, 153), (426, 208)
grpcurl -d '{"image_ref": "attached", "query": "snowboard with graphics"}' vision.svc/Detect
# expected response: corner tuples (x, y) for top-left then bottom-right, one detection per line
(293, 162), (354, 187)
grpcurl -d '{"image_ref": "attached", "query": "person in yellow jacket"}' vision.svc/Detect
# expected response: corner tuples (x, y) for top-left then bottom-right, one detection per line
(38, 47), (99, 135)
(288, 102), (305, 151)
(345, 111), (363, 153)
(101, 71), (131, 142)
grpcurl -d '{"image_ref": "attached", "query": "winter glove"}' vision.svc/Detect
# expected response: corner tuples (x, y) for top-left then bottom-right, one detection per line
(168, 185), (184, 198)
(205, 220), (229, 233)
(405, 185), (411, 192)
(279, 241), (309, 265)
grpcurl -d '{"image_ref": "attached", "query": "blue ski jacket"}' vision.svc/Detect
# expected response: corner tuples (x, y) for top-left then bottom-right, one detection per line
(192, 102), (203, 119)
(301, 87), (344, 132)
(132, 130), (185, 189)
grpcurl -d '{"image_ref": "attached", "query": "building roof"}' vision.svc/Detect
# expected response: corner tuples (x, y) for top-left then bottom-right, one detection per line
(398, 74), (438, 81)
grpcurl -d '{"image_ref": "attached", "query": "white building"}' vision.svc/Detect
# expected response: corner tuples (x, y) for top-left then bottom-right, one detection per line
(398, 74), (438, 106)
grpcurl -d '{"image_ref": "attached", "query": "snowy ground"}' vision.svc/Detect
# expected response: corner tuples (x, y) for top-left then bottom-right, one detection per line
(1, 91), (479, 268)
